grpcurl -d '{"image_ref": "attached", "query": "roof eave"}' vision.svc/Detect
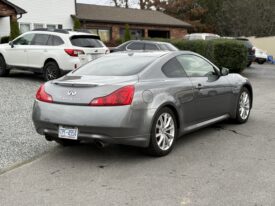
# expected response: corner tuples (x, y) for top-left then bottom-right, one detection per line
(2, 0), (27, 14)
(76, 17), (192, 28)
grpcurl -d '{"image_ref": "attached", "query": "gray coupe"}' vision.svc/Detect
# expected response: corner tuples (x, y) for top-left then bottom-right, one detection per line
(32, 51), (253, 156)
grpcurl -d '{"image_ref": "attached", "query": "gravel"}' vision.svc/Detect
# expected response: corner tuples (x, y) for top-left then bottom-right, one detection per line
(0, 70), (56, 172)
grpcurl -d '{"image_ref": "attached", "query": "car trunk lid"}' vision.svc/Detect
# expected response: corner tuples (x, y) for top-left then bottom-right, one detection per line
(46, 75), (138, 105)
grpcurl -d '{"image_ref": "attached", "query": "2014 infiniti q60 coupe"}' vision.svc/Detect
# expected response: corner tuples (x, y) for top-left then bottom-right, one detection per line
(32, 51), (253, 156)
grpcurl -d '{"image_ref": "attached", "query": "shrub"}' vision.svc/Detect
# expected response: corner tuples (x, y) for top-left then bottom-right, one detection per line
(171, 39), (248, 73)
(124, 24), (131, 42)
(0, 36), (10, 44)
(10, 20), (20, 40)
(72, 16), (81, 30)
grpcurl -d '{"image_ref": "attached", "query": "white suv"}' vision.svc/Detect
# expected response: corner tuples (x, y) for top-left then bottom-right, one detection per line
(0, 29), (109, 80)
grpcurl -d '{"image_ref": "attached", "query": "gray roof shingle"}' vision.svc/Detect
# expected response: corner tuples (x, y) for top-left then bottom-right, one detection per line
(76, 4), (191, 28)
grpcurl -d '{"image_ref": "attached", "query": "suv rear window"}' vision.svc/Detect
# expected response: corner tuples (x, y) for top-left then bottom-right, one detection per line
(70, 35), (103, 48)
(73, 55), (157, 76)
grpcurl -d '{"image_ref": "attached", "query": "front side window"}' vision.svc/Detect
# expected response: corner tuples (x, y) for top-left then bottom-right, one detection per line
(13, 33), (35, 45)
(162, 57), (187, 78)
(127, 42), (144, 50)
(70, 35), (103, 48)
(73, 55), (157, 76)
(176, 55), (216, 77)
(32, 34), (50, 45)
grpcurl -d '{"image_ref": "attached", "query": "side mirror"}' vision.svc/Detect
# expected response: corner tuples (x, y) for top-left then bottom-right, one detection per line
(9, 41), (14, 48)
(220, 67), (229, 76)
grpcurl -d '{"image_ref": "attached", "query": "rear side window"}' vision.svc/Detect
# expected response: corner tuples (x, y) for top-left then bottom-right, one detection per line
(145, 43), (159, 50)
(32, 34), (50, 45)
(73, 55), (156, 76)
(162, 57), (187, 78)
(127, 42), (144, 50)
(48, 35), (64, 46)
(159, 43), (178, 51)
(70, 35), (103, 48)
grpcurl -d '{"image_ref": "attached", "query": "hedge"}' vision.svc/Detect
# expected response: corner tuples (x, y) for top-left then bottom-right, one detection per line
(144, 38), (248, 73)
(172, 39), (248, 73)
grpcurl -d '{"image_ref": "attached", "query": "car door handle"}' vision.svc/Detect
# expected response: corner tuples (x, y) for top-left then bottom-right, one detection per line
(196, 83), (203, 89)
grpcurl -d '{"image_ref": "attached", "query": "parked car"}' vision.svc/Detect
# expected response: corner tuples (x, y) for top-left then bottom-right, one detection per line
(0, 29), (109, 81)
(110, 40), (179, 52)
(254, 47), (268, 64)
(32, 51), (253, 157)
(184, 33), (220, 40)
(234, 38), (255, 67)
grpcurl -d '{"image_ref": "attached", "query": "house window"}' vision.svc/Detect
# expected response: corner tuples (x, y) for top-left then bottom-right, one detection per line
(88, 28), (111, 42)
(120, 29), (144, 40)
(33, 24), (44, 29)
(20, 23), (31, 33)
(47, 24), (56, 30)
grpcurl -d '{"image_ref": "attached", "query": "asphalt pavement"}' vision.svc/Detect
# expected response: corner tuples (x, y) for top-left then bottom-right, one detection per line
(0, 64), (275, 206)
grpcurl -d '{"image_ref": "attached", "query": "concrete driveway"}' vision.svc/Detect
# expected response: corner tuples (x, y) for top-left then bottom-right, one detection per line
(0, 64), (275, 206)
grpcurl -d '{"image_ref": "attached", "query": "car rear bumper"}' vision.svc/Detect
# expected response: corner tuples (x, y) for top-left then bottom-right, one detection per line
(32, 100), (154, 147)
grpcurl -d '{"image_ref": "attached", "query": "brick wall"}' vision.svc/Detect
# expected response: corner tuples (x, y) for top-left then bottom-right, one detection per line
(82, 21), (188, 41)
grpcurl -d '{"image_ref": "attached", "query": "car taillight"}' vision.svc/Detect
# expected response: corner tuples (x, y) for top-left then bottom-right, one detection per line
(90, 85), (135, 106)
(36, 84), (53, 103)
(64, 49), (85, 57)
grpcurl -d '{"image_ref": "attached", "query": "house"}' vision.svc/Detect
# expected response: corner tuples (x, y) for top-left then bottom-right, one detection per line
(75, 4), (191, 42)
(0, 0), (191, 42)
(0, 0), (76, 37)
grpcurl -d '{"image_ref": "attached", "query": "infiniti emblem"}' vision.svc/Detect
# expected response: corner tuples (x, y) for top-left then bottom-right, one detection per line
(67, 90), (77, 96)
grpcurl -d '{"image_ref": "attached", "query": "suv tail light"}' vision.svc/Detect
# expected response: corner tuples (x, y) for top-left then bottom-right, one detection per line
(36, 84), (53, 103)
(90, 85), (135, 106)
(65, 49), (85, 57)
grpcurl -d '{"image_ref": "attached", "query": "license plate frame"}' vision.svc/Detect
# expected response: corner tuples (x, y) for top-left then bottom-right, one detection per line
(58, 126), (78, 140)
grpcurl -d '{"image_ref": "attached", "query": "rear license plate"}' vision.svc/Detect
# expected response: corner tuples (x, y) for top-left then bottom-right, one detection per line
(58, 126), (78, 140)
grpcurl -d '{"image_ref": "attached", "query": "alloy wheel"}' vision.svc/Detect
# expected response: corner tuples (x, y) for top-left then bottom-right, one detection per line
(155, 113), (175, 151)
(239, 91), (250, 120)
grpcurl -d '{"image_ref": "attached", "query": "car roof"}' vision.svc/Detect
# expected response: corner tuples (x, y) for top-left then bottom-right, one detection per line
(108, 50), (195, 58)
(124, 40), (173, 45)
(23, 30), (99, 38)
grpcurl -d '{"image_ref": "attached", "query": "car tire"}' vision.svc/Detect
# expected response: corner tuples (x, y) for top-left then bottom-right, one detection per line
(43, 61), (60, 81)
(247, 61), (252, 67)
(146, 107), (178, 157)
(0, 55), (10, 77)
(234, 87), (251, 124)
(54, 138), (80, 146)
(257, 60), (265, 65)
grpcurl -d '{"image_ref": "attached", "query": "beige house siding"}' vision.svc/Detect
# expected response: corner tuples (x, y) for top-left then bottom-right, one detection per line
(248, 36), (275, 57)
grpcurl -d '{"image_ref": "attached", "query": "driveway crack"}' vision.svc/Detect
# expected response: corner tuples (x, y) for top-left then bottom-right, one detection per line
(213, 125), (251, 137)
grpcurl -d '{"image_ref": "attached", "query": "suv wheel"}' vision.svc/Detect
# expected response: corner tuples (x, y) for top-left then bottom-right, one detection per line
(146, 108), (178, 157)
(0, 55), (10, 77)
(43, 61), (60, 81)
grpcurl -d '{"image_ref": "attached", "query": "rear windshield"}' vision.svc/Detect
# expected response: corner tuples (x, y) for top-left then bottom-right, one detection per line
(70, 35), (103, 48)
(72, 55), (157, 76)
